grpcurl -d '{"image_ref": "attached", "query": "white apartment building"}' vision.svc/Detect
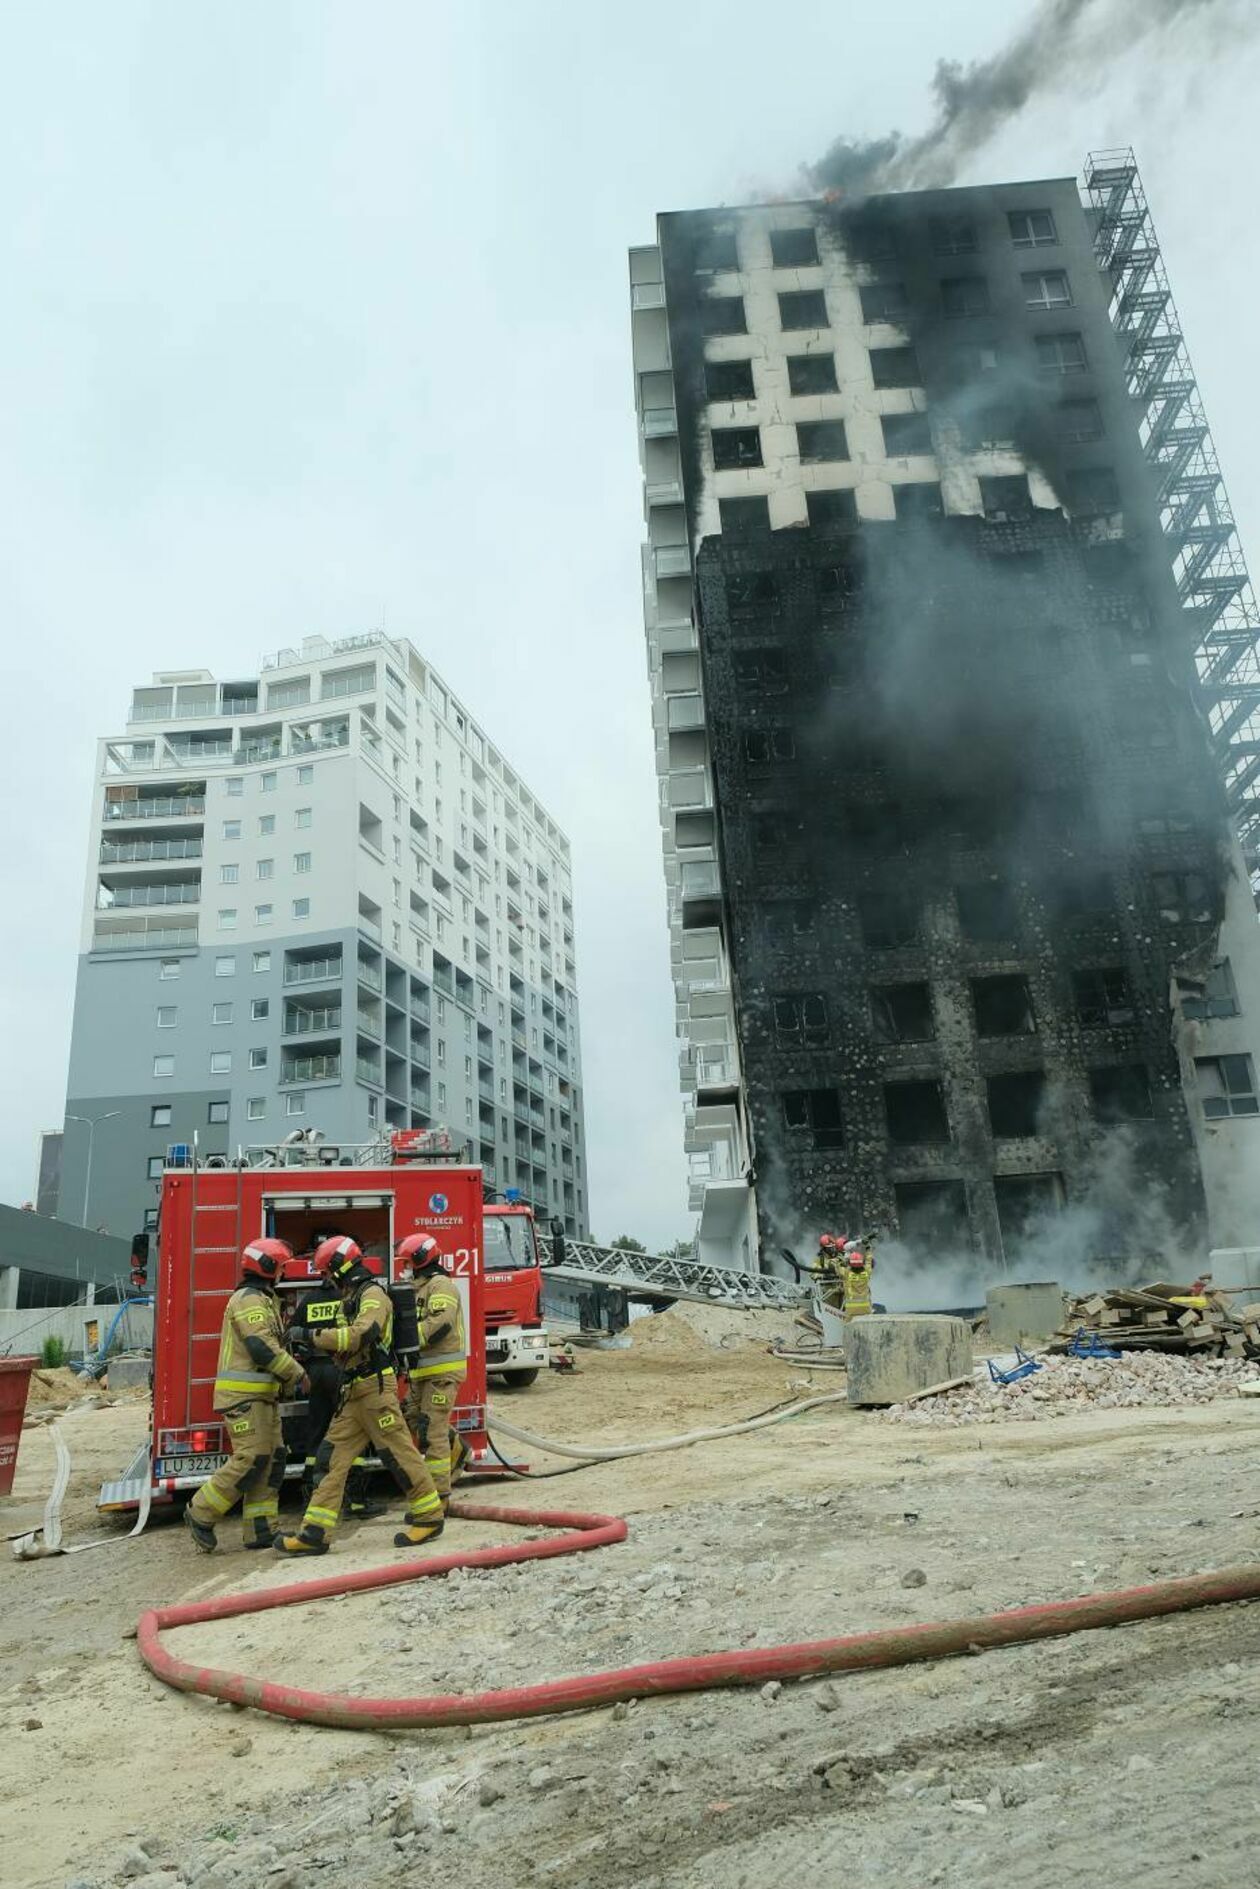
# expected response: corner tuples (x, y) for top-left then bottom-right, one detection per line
(61, 632), (587, 1239)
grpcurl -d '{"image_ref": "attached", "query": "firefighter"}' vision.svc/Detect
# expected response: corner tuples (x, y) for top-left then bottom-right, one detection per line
(396, 1233), (468, 1510)
(811, 1233), (846, 1314)
(287, 1268), (385, 1522)
(841, 1238), (875, 1321)
(274, 1236), (444, 1555)
(184, 1237), (307, 1553)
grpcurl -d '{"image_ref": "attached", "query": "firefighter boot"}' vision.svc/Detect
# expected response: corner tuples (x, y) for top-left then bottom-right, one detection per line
(243, 1513), (277, 1550)
(345, 1463), (387, 1522)
(274, 1527), (330, 1556)
(393, 1519), (445, 1548)
(184, 1509), (217, 1554)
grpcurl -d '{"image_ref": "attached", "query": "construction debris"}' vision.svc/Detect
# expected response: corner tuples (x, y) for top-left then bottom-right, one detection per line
(884, 1349), (1260, 1426)
(1050, 1282), (1260, 1360)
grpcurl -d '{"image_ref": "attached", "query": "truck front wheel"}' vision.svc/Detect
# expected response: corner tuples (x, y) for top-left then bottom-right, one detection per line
(496, 1368), (540, 1389)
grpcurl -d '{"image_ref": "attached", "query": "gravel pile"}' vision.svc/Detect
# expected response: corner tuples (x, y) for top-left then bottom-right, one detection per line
(884, 1351), (1260, 1426)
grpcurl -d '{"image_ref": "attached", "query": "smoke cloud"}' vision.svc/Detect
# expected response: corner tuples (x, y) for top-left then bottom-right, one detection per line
(806, 0), (1252, 199)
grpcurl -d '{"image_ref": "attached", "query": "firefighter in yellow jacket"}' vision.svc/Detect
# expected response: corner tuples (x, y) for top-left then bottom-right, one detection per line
(840, 1238), (875, 1320)
(185, 1237), (306, 1553)
(274, 1236), (445, 1555)
(396, 1233), (467, 1508)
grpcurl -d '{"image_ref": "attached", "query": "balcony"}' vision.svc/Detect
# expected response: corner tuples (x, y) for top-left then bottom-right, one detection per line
(167, 738), (232, 762)
(666, 695), (705, 733)
(282, 1052), (341, 1085)
(356, 960), (383, 993)
(680, 859), (721, 898)
(235, 738), (282, 764)
(290, 726), (349, 754)
(356, 1054), (383, 1087)
(104, 796), (205, 822)
(642, 406), (678, 439)
(284, 1005), (342, 1035)
(284, 954), (343, 986)
(100, 837), (203, 864)
(653, 543), (691, 579)
(631, 281), (666, 311)
(101, 882), (200, 909)
(91, 923), (197, 952)
(356, 1007), (380, 1035)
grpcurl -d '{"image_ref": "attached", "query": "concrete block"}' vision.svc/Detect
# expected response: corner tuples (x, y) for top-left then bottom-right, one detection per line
(987, 1282), (1064, 1349)
(845, 1315), (972, 1407)
(105, 1354), (151, 1392)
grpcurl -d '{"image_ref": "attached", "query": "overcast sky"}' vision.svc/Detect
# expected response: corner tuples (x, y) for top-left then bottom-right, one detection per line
(1, 2), (1258, 1246)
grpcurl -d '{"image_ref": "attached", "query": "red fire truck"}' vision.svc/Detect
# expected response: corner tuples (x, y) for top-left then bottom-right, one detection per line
(483, 1191), (550, 1388)
(99, 1133), (488, 1513)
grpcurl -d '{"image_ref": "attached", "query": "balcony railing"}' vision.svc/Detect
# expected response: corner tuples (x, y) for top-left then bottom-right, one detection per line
(282, 1053), (341, 1085)
(103, 883), (200, 908)
(356, 1055), (382, 1086)
(290, 728), (350, 754)
(235, 739), (283, 764)
(100, 837), (203, 864)
(284, 955), (343, 986)
(356, 960), (383, 993)
(91, 924), (197, 952)
(284, 1006), (342, 1035)
(653, 544), (691, 578)
(104, 796), (205, 822)
(642, 406), (678, 438)
(168, 739), (232, 761)
(356, 1008), (379, 1034)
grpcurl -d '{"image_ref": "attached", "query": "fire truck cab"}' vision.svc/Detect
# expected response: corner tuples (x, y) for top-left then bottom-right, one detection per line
(99, 1133), (487, 1512)
(482, 1190), (550, 1387)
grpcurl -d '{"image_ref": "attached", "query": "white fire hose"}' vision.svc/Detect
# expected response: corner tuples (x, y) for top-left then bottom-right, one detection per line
(10, 1421), (152, 1560)
(487, 1391), (850, 1463)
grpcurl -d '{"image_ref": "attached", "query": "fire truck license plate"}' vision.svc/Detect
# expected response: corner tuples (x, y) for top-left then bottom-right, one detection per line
(486, 1341), (508, 1360)
(159, 1454), (229, 1477)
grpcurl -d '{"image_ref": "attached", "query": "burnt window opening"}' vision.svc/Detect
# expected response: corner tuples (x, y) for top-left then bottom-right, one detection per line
(771, 226), (820, 268)
(870, 345), (921, 390)
(807, 488), (858, 531)
(994, 1173), (1064, 1253)
(1053, 871), (1114, 919)
(1073, 967), (1136, 1029)
(860, 281), (910, 324)
(846, 218), (897, 262)
(895, 1179), (971, 1249)
(979, 475), (1033, 522)
(1057, 397), (1104, 443)
(742, 727), (796, 763)
(882, 411), (933, 456)
(733, 648), (788, 692)
(861, 890), (918, 948)
(957, 880), (1018, 942)
(787, 352), (838, 395)
(765, 899), (815, 937)
(782, 1087), (844, 1150)
(955, 342), (1002, 380)
(694, 228), (739, 273)
(1136, 810), (1195, 849)
(944, 797), (1002, 846)
(986, 1070), (1046, 1138)
(779, 289), (829, 331)
(1179, 959), (1241, 1022)
(816, 560), (860, 601)
(894, 482), (944, 521)
(798, 420), (850, 463)
(1009, 208), (1058, 249)
(705, 358), (756, 402)
(870, 981), (934, 1043)
(1089, 1064), (1155, 1123)
(1065, 467), (1120, 515)
(725, 570), (778, 612)
(1196, 1054), (1259, 1119)
(1151, 870), (1215, 925)
(930, 214), (978, 256)
(941, 274), (991, 317)
(772, 992), (830, 1047)
(712, 427), (763, 471)
(1022, 269), (1072, 309)
(847, 802), (907, 848)
(885, 1079), (951, 1145)
(719, 496), (771, 538)
(753, 811), (802, 852)
(963, 400), (1017, 450)
(972, 975), (1036, 1037)
(1035, 331), (1087, 374)
(700, 296), (747, 337)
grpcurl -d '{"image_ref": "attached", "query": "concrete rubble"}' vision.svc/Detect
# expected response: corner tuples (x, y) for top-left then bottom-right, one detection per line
(884, 1350), (1260, 1426)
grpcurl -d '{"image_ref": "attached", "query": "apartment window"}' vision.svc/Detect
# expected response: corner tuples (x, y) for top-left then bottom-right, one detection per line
(255, 904), (273, 925)
(725, 570), (778, 612)
(1180, 960), (1240, 1022)
(870, 982), (934, 1044)
(218, 909), (237, 930)
(155, 1005), (177, 1029)
(860, 281), (909, 324)
(797, 420), (849, 463)
(972, 975), (1036, 1037)
(211, 1001), (234, 1026)
(215, 955), (235, 977)
(986, 1071), (1046, 1139)
(941, 275), (990, 316)
(261, 771), (277, 792)
(226, 777), (243, 797)
(1196, 1054), (1259, 1119)
(1089, 1064), (1154, 1123)
(894, 482), (944, 520)
(712, 427), (763, 470)
(787, 353), (838, 395)
(257, 858), (274, 881)
(258, 815), (275, 836)
(150, 1104), (171, 1127)
(208, 1101), (229, 1125)
(694, 227), (738, 272)
(1009, 208), (1057, 248)
(1073, 967), (1135, 1029)
(771, 226), (819, 267)
(250, 997), (269, 1021)
(979, 475), (1032, 521)
(249, 1047), (267, 1070)
(869, 345), (921, 390)
(929, 213), (977, 255)
(806, 489), (857, 530)
(957, 881), (1018, 942)
(705, 359), (755, 401)
(778, 289), (828, 330)
(881, 412), (932, 456)
(885, 1080), (950, 1145)
(733, 648), (788, 692)
(1023, 269), (1071, 309)
(782, 1087), (844, 1150)
(147, 1155), (164, 1179)
(859, 890), (918, 948)
(1057, 398), (1104, 443)
(292, 898), (310, 919)
(209, 1051), (231, 1075)
(246, 1097), (265, 1120)
(286, 1092), (306, 1116)
(719, 496), (771, 537)
(252, 950), (271, 973)
(158, 958), (180, 980)
(296, 764), (314, 785)
(153, 1056), (174, 1078)
(222, 820), (241, 841)
(699, 295), (746, 337)
(772, 992), (829, 1047)
(1151, 870), (1214, 925)
(220, 864), (239, 885)
(1065, 467), (1120, 515)
(295, 807), (312, 828)
(1035, 332), (1087, 374)
(294, 851), (311, 874)
(742, 728), (796, 762)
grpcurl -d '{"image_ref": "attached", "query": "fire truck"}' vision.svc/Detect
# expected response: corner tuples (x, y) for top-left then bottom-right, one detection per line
(98, 1131), (488, 1513)
(482, 1190), (550, 1388)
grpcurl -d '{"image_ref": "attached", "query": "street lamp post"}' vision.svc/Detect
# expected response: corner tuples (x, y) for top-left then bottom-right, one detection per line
(65, 1110), (123, 1228)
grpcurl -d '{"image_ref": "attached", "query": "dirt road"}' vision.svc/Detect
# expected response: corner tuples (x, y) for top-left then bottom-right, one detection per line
(3, 1337), (1260, 1889)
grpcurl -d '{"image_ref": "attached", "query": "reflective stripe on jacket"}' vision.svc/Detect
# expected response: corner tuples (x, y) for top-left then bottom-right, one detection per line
(413, 1270), (466, 1376)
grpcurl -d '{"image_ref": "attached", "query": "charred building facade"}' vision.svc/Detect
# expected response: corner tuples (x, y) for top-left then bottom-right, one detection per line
(630, 157), (1260, 1276)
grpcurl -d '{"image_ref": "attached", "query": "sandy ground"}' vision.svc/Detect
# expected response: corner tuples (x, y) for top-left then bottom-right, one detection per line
(3, 1331), (1260, 1889)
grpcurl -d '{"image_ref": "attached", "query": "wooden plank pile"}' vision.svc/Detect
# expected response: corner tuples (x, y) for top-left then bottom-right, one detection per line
(1051, 1281), (1260, 1360)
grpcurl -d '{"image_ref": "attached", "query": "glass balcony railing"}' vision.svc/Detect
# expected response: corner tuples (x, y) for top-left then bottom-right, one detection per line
(104, 883), (200, 908)
(282, 1053), (341, 1085)
(104, 796), (205, 822)
(284, 1006), (342, 1035)
(356, 1055), (382, 1086)
(283, 956), (343, 986)
(356, 1008), (379, 1034)
(91, 924), (197, 952)
(100, 837), (203, 864)
(356, 961), (383, 993)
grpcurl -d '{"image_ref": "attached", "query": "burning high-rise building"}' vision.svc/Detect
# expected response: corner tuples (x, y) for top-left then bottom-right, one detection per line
(630, 152), (1260, 1281)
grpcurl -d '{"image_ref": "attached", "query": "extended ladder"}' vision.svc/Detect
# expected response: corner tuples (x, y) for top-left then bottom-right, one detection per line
(544, 1238), (805, 1312)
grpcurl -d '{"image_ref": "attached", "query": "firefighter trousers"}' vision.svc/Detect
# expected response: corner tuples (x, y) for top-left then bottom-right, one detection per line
(188, 1399), (286, 1544)
(300, 1378), (441, 1543)
(406, 1372), (465, 1499)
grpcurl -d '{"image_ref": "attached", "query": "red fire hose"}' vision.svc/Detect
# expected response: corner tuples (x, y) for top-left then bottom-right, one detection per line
(137, 1500), (1260, 1730)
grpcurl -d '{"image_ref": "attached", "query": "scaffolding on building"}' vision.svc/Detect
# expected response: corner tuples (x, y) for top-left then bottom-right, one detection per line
(1082, 150), (1260, 880)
